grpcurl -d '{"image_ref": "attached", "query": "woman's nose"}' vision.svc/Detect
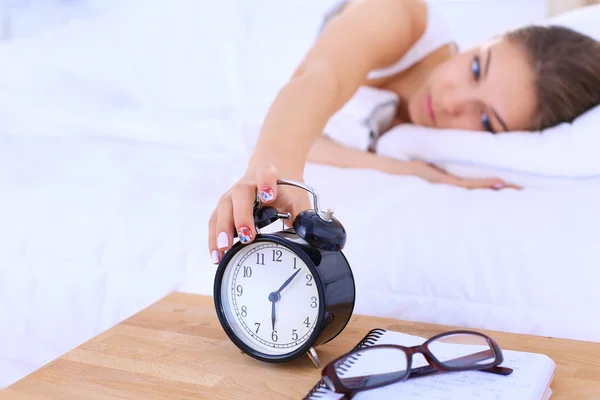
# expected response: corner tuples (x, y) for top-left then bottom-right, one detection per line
(439, 89), (476, 115)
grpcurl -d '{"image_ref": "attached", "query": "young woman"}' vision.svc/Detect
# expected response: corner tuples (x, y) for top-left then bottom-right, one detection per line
(208, 0), (600, 263)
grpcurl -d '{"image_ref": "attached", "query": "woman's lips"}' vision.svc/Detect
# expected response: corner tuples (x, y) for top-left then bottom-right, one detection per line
(426, 91), (436, 125)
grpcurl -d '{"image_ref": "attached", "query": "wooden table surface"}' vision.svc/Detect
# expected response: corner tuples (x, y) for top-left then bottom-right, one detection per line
(3, 292), (600, 399)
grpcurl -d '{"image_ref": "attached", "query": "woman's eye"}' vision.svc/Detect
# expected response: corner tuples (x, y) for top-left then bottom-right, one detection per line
(482, 113), (494, 133)
(471, 56), (481, 80)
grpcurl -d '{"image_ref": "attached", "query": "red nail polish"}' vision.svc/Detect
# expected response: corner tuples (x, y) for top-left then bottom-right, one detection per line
(260, 187), (275, 202)
(238, 225), (252, 243)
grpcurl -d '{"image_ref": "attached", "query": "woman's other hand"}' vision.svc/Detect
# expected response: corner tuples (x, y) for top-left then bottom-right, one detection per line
(208, 164), (312, 265)
(409, 160), (521, 190)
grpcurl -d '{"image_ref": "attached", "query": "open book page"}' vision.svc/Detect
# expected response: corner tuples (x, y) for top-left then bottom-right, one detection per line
(308, 330), (555, 400)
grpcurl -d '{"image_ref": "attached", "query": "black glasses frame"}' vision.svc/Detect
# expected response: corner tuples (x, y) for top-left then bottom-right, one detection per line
(321, 330), (513, 396)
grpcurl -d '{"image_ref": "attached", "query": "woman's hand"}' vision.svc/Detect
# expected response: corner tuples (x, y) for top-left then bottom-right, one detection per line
(308, 136), (519, 190)
(408, 160), (520, 190)
(208, 164), (312, 265)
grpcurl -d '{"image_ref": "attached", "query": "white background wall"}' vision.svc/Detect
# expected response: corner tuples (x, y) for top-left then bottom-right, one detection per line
(549, 0), (600, 16)
(0, 0), (592, 52)
(0, 0), (550, 45)
(429, 0), (548, 50)
(0, 0), (119, 41)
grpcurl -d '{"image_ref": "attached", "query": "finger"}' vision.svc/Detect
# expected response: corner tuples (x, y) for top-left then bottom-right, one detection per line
(208, 208), (220, 264)
(231, 182), (257, 244)
(427, 170), (505, 191)
(416, 163), (466, 186)
(438, 176), (502, 190)
(215, 194), (236, 253)
(256, 164), (279, 204)
(421, 163), (507, 190)
(503, 183), (523, 190)
(284, 190), (312, 228)
(458, 178), (507, 190)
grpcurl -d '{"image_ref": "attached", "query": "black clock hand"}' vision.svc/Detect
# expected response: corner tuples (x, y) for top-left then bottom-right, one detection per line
(275, 268), (302, 295)
(268, 269), (302, 332)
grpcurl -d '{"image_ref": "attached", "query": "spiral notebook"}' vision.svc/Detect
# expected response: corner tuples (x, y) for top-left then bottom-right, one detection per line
(303, 328), (555, 400)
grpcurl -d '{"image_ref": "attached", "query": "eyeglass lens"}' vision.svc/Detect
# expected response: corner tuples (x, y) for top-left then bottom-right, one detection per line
(334, 347), (408, 391)
(429, 333), (497, 368)
(332, 333), (497, 391)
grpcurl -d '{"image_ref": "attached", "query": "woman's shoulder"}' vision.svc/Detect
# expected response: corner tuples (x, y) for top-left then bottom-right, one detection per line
(321, 0), (429, 36)
(366, 0), (458, 80)
(317, 0), (456, 79)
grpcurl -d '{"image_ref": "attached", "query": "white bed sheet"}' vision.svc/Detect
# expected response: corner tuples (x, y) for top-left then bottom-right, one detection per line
(1, 0), (598, 390)
(3, 136), (600, 389)
(183, 161), (600, 345)
(0, 0), (257, 388)
(0, 135), (244, 388)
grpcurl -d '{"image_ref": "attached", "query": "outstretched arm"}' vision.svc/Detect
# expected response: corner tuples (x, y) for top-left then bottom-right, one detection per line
(247, 0), (428, 178)
(210, 0), (428, 261)
(308, 136), (514, 190)
(308, 136), (412, 175)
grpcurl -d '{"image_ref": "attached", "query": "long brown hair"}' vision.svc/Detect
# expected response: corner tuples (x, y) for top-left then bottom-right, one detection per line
(505, 25), (600, 131)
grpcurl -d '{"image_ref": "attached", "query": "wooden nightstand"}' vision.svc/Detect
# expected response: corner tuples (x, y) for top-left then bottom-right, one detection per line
(2, 292), (600, 399)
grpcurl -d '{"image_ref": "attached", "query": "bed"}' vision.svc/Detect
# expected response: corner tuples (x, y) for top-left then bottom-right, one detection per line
(1, 0), (599, 389)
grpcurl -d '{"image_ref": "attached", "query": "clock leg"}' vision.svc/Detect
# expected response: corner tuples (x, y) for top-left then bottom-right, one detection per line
(307, 347), (321, 368)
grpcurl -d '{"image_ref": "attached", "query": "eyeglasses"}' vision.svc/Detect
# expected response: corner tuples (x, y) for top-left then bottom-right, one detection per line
(321, 330), (513, 397)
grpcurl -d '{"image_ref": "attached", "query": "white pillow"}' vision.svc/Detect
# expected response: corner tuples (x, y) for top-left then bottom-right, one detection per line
(377, 5), (600, 190)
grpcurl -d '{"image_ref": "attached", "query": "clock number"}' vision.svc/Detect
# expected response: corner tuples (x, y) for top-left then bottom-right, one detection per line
(272, 249), (282, 262)
(236, 285), (243, 297)
(311, 296), (317, 308)
(292, 329), (298, 341)
(304, 317), (310, 328)
(256, 253), (265, 265)
(243, 266), (252, 278)
(293, 257), (297, 269)
(254, 322), (260, 334)
(306, 274), (313, 286)
(241, 306), (247, 317)
(272, 330), (278, 342)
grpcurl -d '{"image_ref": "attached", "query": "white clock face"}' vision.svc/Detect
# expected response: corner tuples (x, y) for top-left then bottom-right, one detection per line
(219, 240), (321, 356)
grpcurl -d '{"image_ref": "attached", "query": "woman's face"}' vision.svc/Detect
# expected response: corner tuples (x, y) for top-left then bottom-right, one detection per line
(408, 38), (537, 133)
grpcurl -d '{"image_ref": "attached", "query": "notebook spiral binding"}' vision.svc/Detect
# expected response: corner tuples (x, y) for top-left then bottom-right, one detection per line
(303, 328), (387, 400)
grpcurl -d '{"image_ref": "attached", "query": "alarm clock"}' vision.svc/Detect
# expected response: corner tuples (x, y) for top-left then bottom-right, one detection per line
(213, 179), (356, 368)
